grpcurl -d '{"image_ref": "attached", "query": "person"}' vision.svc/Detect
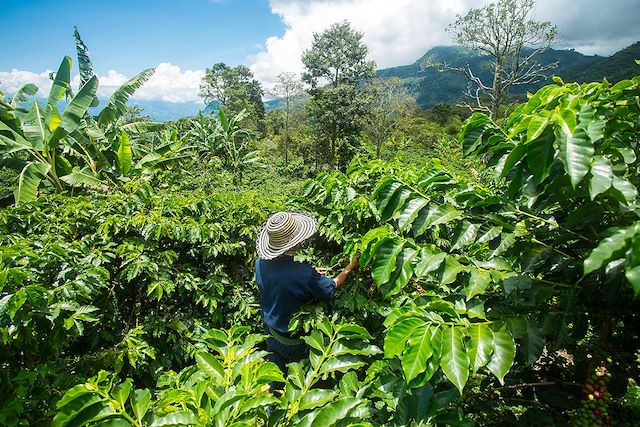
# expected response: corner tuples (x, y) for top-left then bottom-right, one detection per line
(255, 211), (359, 372)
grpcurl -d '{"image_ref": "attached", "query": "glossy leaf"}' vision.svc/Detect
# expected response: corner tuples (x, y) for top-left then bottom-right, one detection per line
(414, 247), (446, 278)
(465, 268), (491, 299)
(384, 317), (424, 358)
(467, 324), (494, 373)
(584, 226), (635, 275)
(371, 236), (403, 286)
(440, 326), (470, 394)
(14, 162), (50, 204)
(589, 155), (613, 199)
(130, 388), (151, 422)
(556, 125), (593, 188)
(486, 324), (516, 384)
(117, 131), (132, 175)
(401, 324), (433, 382)
(150, 411), (199, 426)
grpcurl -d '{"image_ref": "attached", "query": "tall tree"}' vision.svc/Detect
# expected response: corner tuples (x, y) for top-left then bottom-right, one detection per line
(199, 63), (265, 128)
(301, 21), (376, 167)
(445, 0), (557, 119)
(269, 72), (304, 165)
(365, 77), (416, 158)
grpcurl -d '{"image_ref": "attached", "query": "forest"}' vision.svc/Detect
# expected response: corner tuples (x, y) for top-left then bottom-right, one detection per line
(1, 0), (639, 426)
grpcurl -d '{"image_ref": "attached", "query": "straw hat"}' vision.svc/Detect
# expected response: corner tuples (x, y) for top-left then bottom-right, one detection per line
(256, 211), (317, 260)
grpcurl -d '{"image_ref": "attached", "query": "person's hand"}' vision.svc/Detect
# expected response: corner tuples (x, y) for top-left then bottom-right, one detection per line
(346, 256), (359, 271)
(316, 267), (328, 275)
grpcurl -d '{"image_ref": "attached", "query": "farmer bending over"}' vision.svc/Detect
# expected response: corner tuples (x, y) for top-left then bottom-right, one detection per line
(255, 211), (359, 371)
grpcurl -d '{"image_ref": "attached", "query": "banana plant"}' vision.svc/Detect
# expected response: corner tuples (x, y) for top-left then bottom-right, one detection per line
(0, 56), (98, 203)
(215, 107), (262, 183)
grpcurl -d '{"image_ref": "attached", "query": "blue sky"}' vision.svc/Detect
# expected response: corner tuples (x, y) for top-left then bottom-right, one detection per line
(1, 0), (639, 103)
(0, 0), (283, 75)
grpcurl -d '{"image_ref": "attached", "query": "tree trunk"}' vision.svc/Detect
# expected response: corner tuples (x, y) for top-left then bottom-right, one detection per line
(491, 61), (504, 120)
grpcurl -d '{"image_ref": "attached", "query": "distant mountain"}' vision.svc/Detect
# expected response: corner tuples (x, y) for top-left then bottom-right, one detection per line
(127, 99), (205, 122)
(377, 43), (640, 110)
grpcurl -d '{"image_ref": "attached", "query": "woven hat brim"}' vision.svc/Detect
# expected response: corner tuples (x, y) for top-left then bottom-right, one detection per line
(256, 213), (316, 260)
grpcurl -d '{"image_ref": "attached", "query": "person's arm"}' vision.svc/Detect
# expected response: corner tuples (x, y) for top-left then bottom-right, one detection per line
(333, 257), (359, 289)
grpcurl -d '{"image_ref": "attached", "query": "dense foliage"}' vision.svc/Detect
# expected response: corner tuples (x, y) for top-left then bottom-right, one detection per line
(1, 28), (639, 427)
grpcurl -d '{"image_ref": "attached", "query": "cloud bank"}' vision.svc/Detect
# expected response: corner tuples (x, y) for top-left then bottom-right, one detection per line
(1, 63), (205, 104)
(2, 0), (638, 102)
(251, 0), (640, 88)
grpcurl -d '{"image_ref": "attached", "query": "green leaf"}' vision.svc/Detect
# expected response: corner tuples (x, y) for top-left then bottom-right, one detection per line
(465, 268), (491, 299)
(60, 167), (102, 187)
(371, 236), (403, 286)
(308, 397), (365, 427)
(486, 324), (516, 384)
(589, 155), (613, 199)
(47, 56), (72, 113)
(373, 177), (402, 216)
(467, 324), (494, 373)
(429, 204), (463, 227)
(401, 324), (433, 382)
(380, 246), (417, 297)
(584, 227), (635, 275)
(94, 419), (131, 427)
(98, 69), (156, 125)
(130, 389), (151, 422)
(556, 125), (593, 188)
(526, 129), (555, 183)
(14, 162), (50, 204)
(397, 197), (429, 231)
(319, 355), (366, 375)
(22, 101), (47, 146)
(414, 246), (446, 278)
(439, 256), (466, 286)
(451, 220), (479, 250)
(440, 326), (470, 395)
(625, 235), (640, 296)
(495, 144), (526, 181)
(411, 203), (461, 237)
(384, 317), (424, 359)
(112, 380), (132, 408)
(299, 389), (338, 411)
(196, 351), (225, 381)
(150, 411), (199, 426)
(522, 319), (545, 365)
(526, 115), (549, 142)
(52, 75), (99, 144)
(611, 176), (638, 206)
(477, 226), (502, 245)
(11, 82), (38, 106)
(117, 131), (132, 175)
(381, 187), (412, 221)
(490, 233), (516, 258)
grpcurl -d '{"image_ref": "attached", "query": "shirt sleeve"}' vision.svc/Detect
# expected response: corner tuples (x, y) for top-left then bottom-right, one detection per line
(307, 268), (336, 302)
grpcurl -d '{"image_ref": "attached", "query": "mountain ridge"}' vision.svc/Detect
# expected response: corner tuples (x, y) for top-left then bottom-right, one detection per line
(376, 42), (640, 109)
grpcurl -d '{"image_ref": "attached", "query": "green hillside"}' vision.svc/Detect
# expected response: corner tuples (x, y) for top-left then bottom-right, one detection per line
(378, 43), (639, 109)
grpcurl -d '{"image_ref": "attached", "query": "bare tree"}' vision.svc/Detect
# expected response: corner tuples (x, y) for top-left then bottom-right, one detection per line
(365, 77), (416, 158)
(269, 72), (304, 165)
(443, 0), (557, 120)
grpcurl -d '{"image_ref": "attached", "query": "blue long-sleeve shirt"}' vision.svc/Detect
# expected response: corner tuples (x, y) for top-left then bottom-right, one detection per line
(255, 256), (336, 336)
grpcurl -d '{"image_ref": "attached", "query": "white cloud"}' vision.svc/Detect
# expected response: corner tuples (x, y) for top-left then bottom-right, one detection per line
(250, 0), (480, 89)
(0, 69), (54, 98)
(134, 63), (205, 103)
(0, 63), (205, 103)
(251, 0), (640, 89)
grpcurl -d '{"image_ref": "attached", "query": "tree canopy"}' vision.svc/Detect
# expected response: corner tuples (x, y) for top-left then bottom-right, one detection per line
(446, 0), (558, 119)
(199, 63), (265, 128)
(301, 21), (376, 167)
